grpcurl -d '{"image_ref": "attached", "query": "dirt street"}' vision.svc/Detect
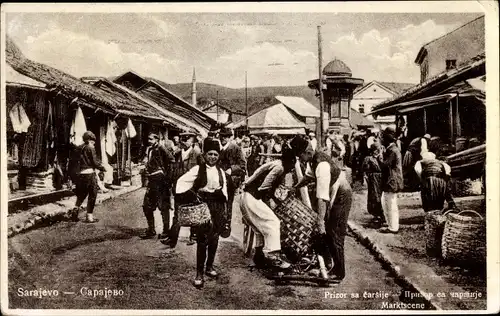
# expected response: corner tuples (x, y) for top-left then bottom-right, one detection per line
(8, 189), (427, 310)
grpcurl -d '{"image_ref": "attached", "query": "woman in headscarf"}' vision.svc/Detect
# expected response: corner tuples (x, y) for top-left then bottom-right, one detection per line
(174, 138), (229, 288)
(402, 134), (431, 191)
(362, 143), (385, 225)
(414, 140), (456, 212)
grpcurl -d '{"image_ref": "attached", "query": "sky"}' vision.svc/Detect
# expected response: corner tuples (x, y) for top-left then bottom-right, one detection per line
(5, 7), (485, 88)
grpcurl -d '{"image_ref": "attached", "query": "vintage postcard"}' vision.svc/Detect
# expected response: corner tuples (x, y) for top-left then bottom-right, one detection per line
(1, 2), (498, 315)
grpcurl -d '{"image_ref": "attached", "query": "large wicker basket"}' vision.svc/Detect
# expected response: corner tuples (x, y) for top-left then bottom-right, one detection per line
(441, 210), (486, 264)
(424, 209), (456, 257)
(273, 191), (318, 262)
(178, 202), (211, 227)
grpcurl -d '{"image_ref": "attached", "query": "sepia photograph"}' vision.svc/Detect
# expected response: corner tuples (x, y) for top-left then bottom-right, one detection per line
(1, 2), (498, 314)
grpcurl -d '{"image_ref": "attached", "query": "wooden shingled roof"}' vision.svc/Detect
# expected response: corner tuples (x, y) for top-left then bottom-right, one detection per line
(6, 36), (115, 113)
(136, 80), (216, 131)
(97, 79), (203, 133)
(92, 79), (166, 122)
(6, 35), (164, 121)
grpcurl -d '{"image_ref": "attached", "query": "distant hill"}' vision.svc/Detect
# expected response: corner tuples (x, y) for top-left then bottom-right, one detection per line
(147, 78), (320, 117)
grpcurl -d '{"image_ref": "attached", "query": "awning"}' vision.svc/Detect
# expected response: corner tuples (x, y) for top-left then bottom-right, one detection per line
(369, 93), (456, 116)
(466, 76), (486, 93)
(350, 109), (374, 127)
(230, 103), (306, 130)
(250, 128), (306, 135)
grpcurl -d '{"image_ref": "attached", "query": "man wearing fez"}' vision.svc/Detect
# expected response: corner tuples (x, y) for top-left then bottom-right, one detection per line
(70, 131), (106, 223)
(140, 132), (175, 240)
(166, 130), (204, 247)
(218, 127), (247, 217)
(292, 135), (353, 282)
(248, 135), (265, 176)
(179, 130), (204, 173)
(379, 127), (404, 234)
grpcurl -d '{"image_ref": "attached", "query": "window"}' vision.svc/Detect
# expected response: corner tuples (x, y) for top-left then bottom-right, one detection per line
(359, 104), (365, 114)
(340, 99), (349, 118)
(420, 59), (429, 83)
(330, 100), (340, 118)
(446, 59), (457, 71)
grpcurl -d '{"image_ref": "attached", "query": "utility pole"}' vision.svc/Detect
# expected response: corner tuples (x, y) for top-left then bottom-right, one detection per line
(245, 71), (248, 132)
(216, 90), (219, 122)
(317, 25), (324, 147)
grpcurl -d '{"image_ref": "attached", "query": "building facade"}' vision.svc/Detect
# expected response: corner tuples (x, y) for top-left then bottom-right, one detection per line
(415, 16), (484, 83)
(352, 81), (414, 129)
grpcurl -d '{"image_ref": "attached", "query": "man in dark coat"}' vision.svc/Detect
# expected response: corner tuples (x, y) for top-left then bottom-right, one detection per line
(71, 131), (106, 223)
(247, 135), (265, 176)
(140, 132), (175, 239)
(218, 127), (247, 222)
(379, 127), (403, 234)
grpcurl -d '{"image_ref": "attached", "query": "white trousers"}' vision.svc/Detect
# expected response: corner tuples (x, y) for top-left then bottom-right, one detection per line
(381, 191), (399, 232)
(240, 192), (281, 253)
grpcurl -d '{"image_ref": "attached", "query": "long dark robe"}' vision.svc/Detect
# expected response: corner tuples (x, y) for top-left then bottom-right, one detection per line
(403, 137), (424, 191)
(362, 156), (383, 218)
(420, 159), (449, 212)
(324, 178), (353, 280)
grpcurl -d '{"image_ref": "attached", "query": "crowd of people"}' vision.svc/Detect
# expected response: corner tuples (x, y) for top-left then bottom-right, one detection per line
(68, 122), (457, 288)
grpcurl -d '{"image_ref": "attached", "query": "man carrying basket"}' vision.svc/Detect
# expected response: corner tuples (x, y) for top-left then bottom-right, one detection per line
(240, 145), (296, 270)
(173, 138), (230, 288)
(292, 136), (353, 282)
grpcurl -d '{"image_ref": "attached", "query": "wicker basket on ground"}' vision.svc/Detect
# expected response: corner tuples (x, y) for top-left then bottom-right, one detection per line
(273, 190), (318, 263)
(424, 209), (456, 257)
(441, 210), (486, 264)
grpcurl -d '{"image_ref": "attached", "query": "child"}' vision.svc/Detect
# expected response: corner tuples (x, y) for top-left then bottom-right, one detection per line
(362, 143), (384, 225)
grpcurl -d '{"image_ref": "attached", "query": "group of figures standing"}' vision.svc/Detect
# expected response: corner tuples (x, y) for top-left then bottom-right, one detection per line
(136, 124), (357, 287)
(361, 128), (457, 233)
(68, 121), (458, 288)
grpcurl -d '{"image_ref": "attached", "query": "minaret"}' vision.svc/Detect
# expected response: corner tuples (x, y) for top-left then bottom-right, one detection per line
(191, 67), (197, 107)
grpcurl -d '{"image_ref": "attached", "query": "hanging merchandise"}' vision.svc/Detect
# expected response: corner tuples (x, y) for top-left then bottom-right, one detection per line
(100, 124), (108, 165)
(9, 102), (31, 133)
(105, 119), (118, 156)
(52, 152), (64, 190)
(70, 106), (87, 146)
(125, 118), (137, 138)
(22, 91), (47, 168)
(46, 101), (55, 149)
(100, 123), (114, 185)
